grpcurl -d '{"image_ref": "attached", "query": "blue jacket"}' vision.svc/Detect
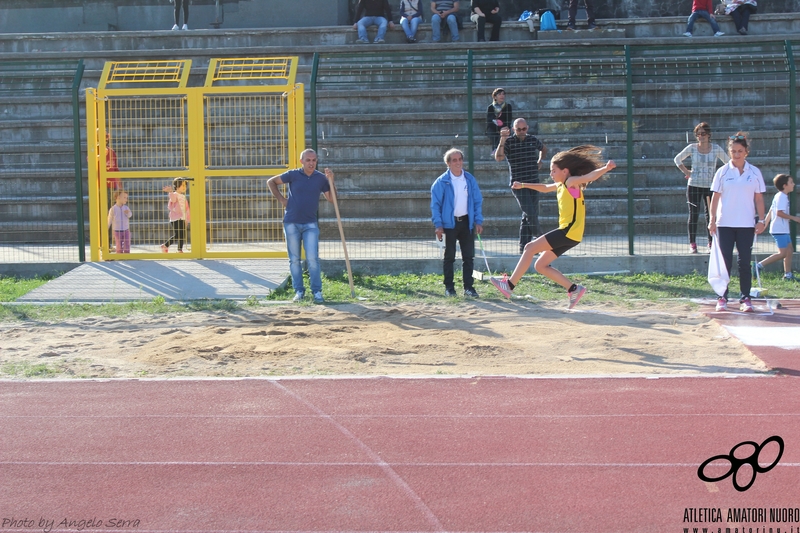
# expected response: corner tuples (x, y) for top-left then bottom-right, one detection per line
(431, 170), (484, 231)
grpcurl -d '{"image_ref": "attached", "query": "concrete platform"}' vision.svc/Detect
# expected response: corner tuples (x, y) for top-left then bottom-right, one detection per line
(15, 259), (289, 303)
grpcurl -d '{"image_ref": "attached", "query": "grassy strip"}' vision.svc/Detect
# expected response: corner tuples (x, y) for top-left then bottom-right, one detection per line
(2, 271), (798, 321)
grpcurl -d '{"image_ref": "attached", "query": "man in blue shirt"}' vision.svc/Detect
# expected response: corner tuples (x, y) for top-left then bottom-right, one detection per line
(268, 149), (334, 303)
(431, 148), (484, 298)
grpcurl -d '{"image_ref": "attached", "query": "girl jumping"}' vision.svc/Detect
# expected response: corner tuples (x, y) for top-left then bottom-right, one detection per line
(491, 145), (616, 309)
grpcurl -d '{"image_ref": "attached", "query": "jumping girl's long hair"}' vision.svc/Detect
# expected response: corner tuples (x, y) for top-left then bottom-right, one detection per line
(551, 145), (605, 188)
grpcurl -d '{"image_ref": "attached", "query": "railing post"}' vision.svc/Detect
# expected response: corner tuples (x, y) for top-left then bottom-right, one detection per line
(625, 45), (635, 256)
(467, 49), (474, 174)
(310, 52), (320, 153)
(786, 40), (797, 247)
(72, 59), (86, 262)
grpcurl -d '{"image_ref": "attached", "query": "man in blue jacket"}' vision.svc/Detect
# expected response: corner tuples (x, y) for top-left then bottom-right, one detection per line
(431, 148), (484, 298)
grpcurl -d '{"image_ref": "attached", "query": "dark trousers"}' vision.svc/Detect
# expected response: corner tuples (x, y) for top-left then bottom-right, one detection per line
(513, 187), (540, 252)
(731, 4), (756, 31)
(717, 226), (755, 300)
(443, 218), (475, 291)
(165, 219), (187, 251)
(174, 0), (189, 25)
(475, 12), (502, 41)
(568, 0), (595, 24)
(687, 185), (712, 245)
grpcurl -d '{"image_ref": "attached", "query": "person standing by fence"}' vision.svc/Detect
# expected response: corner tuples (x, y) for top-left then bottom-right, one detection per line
(674, 122), (729, 254)
(171, 0), (189, 30)
(161, 177), (191, 254)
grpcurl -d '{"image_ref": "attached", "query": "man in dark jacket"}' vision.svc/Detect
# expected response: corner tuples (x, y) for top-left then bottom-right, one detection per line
(353, 0), (395, 44)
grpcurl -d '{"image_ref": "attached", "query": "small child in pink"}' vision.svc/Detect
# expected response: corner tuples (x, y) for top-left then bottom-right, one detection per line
(161, 178), (191, 253)
(107, 190), (132, 253)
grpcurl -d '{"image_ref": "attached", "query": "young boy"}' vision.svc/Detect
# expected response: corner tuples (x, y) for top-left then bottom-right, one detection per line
(755, 174), (800, 281)
(683, 0), (724, 37)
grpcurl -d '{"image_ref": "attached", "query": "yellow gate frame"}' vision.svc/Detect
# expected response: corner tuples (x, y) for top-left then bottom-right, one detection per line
(86, 57), (304, 261)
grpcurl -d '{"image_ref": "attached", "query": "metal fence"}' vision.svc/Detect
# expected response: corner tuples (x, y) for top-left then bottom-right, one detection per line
(0, 59), (84, 265)
(85, 57), (303, 261)
(311, 41), (799, 261)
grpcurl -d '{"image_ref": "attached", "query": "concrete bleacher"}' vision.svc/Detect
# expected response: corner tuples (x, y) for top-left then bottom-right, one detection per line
(1, 13), (799, 261)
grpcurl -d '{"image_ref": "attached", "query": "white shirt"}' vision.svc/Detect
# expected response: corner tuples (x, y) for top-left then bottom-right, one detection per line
(450, 171), (469, 217)
(769, 191), (790, 234)
(710, 161), (766, 228)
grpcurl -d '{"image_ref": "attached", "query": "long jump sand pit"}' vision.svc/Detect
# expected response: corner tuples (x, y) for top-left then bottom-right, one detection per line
(0, 299), (767, 379)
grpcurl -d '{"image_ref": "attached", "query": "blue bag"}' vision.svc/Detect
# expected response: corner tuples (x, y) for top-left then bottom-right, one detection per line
(540, 10), (557, 31)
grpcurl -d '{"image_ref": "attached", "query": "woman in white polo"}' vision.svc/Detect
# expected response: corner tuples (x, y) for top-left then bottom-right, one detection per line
(708, 132), (766, 312)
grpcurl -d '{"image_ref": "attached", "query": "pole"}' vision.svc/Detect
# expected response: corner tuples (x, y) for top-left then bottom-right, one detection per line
(325, 168), (355, 298)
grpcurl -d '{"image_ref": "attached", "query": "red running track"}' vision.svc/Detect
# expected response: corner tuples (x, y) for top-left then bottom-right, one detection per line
(2, 376), (800, 533)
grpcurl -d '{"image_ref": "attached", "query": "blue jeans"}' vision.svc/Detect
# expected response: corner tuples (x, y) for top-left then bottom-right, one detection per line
(431, 14), (459, 41)
(357, 16), (388, 41)
(686, 10), (721, 33)
(401, 16), (420, 39)
(284, 222), (321, 294)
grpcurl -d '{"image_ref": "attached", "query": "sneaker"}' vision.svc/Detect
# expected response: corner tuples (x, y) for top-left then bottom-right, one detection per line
(172, 24), (180, 30)
(715, 297), (727, 311)
(568, 285), (586, 309)
(690, 243), (698, 254)
(739, 296), (753, 313)
(784, 273), (797, 282)
(490, 275), (512, 298)
(566, 22), (577, 31)
(587, 22), (597, 30)
(312, 291), (325, 303)
(737, 27), (748, 35)
(714, 31), (725, 37)
(292, 291), (305, 302)
(160, 244), (168, 253)
(356, 38), (369, 44)
(182, 24), (189, 30)
(177, 249), (184, 254)
(374, 38), (385, 43)
(464, 288), (479, 298)
(445, 288), (458, 297)
(683, 31), (692, 37)
(406, 36), (417, 43)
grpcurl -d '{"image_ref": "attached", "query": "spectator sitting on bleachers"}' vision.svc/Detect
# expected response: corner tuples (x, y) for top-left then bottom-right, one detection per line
(470, 0), (501, 42)
(431, 0), (461, 42)
(399, 0), (424, 43)
(353, 0), (395, 44)
(683, 0), (725, 37)
(725, 0), (757, 35)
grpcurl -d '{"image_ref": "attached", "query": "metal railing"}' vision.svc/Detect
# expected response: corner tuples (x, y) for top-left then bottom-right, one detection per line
(310, 41), (799, 260)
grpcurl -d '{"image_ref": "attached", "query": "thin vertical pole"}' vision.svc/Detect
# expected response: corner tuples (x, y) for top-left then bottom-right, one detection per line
(625, 46), (635, 256)
(72, 59), (86, 261)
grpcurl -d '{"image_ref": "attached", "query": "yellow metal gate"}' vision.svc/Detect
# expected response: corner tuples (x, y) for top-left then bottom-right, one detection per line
(86, 57), (304, 261)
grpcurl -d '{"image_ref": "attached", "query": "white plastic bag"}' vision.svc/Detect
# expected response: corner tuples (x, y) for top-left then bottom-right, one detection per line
(708, 234), (729, 297)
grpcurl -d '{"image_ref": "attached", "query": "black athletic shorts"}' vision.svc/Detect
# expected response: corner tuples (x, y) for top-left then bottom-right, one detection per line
(543, 228), (580, 257)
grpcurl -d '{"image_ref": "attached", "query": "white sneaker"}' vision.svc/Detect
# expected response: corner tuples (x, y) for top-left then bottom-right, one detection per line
(490, 275), (512, 298)
(714, 31), (725, 37)
(568, 285), (586, 309)
(292, 291), (305, 302)
(182, 24), (189, 30)
(715, 297), (727, 311)
(313, 291), (325, 303)
(740, 297), (754, 313)
(683, 32), (692, 37)
(171, 24), (180, 30)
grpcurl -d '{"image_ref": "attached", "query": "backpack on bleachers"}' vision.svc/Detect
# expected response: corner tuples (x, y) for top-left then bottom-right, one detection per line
(539, 10), (557, 31)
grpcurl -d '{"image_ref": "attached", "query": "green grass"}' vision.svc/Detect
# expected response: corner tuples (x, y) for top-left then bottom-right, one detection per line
(1, 361), (58, 378)
(2, 270), (799, 320)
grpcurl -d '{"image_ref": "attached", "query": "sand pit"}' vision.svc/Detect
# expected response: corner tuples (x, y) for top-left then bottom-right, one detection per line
(0, 299), (767, 379)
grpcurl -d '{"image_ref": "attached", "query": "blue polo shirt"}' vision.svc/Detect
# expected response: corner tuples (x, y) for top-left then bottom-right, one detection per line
(280, 168), (331, 224)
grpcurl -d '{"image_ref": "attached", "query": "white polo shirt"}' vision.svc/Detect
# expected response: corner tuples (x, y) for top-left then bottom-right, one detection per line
(710, 161), (766, 228)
